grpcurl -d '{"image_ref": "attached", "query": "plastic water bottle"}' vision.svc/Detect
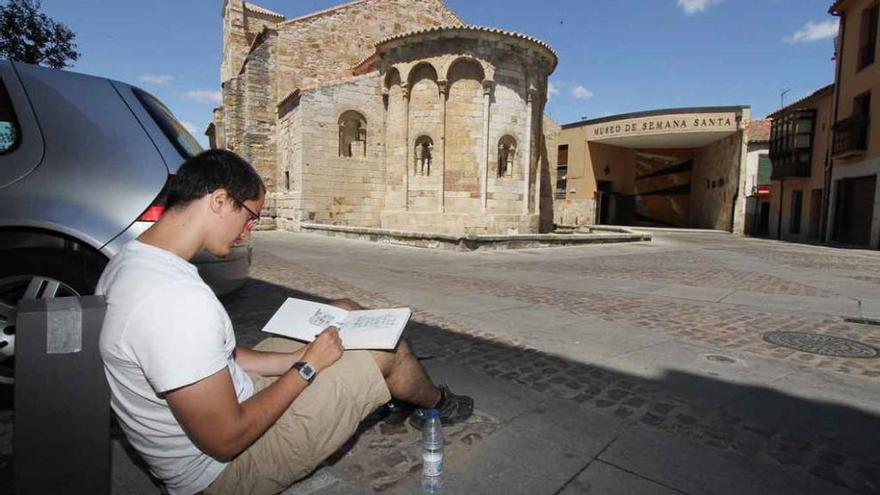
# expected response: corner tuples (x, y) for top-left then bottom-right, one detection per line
(421, 409), (444, 493)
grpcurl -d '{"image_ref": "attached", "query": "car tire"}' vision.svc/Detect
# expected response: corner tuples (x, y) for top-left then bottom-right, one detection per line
(0, 248), (106, 386)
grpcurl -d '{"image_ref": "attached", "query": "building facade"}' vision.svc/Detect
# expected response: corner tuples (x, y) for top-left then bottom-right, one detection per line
(766, 85), (834, 242)
(555, 107), (751, 233)
(210, 0), (558, 235)
(829, 0), (880, 249)
(743, 119), (772, 236)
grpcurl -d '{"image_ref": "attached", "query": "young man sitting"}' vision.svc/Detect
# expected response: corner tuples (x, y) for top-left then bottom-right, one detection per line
(97, 149), (473, 495)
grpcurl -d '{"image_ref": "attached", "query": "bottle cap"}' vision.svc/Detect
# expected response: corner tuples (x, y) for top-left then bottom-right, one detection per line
(426, 409), (440, 419)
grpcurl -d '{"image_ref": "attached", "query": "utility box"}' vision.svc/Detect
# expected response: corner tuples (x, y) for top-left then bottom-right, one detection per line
(14, 295), (109, 495)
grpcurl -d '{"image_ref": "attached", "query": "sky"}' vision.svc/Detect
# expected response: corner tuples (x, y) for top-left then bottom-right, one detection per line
(36, 0), (840, 147)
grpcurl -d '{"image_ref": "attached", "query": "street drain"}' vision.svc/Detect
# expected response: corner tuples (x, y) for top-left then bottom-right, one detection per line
(705, 354), (736, 364)
(762, 331), (879, 359)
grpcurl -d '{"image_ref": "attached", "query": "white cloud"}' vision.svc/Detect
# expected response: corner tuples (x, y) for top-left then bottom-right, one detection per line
(138, 73), (174, 85)
(548, 82), (560, 99)
(571, 85), (594, 99)
(785, 19), (839, 43)
(677, 0), (721, 15)
(180, 120), (198, 133)
(181, 89), (222, 104)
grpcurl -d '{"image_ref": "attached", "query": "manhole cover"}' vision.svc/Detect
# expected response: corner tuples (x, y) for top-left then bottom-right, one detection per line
(762, 331), (879, 359)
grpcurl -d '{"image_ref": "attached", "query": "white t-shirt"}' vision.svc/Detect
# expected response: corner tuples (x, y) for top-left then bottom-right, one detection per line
(97, 240), (254, 495)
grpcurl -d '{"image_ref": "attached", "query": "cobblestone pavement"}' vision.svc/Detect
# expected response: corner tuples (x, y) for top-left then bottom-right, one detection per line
(233, 234), (880, 493)
(480, 250), (833, 297)
(383, 268), (880, 380)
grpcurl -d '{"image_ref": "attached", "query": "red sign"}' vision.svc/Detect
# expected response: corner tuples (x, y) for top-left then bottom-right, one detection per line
(756, 185), (772, 197)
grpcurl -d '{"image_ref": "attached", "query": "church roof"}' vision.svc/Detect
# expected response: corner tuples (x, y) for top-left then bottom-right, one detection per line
(244, 2), (284, 19)
(377, 25), (558, 62)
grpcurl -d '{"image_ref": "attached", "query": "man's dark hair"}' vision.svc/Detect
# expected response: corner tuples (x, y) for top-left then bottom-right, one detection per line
(165, 149), (265, 210)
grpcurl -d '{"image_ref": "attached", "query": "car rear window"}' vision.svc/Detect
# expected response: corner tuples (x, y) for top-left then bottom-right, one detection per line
(0, 80), (20, 154)
(133, 87), (203, 159)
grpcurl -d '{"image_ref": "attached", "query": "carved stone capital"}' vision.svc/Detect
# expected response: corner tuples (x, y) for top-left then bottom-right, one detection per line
(438, 79), (449, 96)
(482, 79), (495, 96)
(527, 85), (539, 104)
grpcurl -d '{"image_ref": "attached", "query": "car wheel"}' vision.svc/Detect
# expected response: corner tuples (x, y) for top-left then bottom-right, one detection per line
(0, 249), (104, 386)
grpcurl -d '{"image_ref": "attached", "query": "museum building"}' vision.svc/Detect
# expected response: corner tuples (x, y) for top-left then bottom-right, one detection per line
(555, 107), (752, 233)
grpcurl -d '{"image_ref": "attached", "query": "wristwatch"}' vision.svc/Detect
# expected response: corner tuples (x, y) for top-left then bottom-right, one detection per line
(291, 361), (316, 384)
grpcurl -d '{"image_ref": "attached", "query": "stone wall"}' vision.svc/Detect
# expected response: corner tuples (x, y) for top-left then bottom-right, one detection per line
(407, 64), (443, 211)
(295, 74), (387, 228)
(444, 60), (485, 214)
(241, 33), (277, 191)
(221, 75), (245, 154)
(487, 57), (528, 214)
(274, 94), (303, 230)
(271, 0), (462, 105)
(540, 115), (560, 231)
(690, 131), (744, 230)
(554, 199), (595, 226)
(221, 0), (249, 83)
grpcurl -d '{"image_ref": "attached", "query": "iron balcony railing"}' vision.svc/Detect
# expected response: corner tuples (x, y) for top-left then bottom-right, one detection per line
(832, 115), (869, 158)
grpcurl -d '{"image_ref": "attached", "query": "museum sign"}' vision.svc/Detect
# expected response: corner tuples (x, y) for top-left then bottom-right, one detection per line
(589, 113), (739, 140)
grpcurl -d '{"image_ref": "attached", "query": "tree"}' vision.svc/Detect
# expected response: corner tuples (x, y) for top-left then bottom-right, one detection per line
(0, 0), (79, 69)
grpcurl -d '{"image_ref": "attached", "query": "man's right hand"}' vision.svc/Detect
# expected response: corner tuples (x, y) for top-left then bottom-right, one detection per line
(300, 326), (344, 372)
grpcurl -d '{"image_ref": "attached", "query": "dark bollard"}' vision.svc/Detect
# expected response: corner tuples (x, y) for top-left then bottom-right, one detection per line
(14, 295), (109, 495)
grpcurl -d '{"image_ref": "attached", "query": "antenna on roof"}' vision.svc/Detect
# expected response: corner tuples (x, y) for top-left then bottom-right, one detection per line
(779, 88), (791, 109)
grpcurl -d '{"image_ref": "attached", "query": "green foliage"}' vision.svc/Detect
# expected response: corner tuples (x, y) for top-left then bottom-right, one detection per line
(0, 0), (79, 69)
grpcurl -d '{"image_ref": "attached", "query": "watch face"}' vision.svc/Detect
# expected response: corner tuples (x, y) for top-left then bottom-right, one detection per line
(301, 363), (316, 378)
(296, 362), (316, 382)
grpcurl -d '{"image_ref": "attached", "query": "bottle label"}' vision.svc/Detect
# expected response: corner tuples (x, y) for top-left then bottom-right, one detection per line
(422, 450), (443, 476)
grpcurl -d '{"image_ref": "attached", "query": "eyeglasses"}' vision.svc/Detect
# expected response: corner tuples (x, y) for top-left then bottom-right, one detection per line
(228, 192), (260, 229)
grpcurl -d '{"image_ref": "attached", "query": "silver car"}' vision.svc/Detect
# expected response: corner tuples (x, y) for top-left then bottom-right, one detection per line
(0, 60), (252, 385)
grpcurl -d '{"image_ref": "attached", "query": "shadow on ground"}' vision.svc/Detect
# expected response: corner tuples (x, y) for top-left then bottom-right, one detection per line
(1, 276), (879, 493)
(224, 277), (880, 493)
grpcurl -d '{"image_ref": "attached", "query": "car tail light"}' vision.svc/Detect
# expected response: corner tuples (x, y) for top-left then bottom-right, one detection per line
(138, 206), (165, 222)
(138, 175), (174, 222)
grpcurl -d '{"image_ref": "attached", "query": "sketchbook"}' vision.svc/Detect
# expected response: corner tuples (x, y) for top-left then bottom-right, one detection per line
(260, 298), (411, 350)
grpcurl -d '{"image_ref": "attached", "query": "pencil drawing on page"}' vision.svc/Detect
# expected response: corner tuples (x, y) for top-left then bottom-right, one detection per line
(308, 308), (338, 328)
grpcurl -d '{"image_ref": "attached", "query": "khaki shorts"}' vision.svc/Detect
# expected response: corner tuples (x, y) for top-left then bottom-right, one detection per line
(204, 337), (391, 495)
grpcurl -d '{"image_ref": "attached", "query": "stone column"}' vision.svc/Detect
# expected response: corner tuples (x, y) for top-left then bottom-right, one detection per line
(481, 79), (494, 212)
(523, 86), (537, 214)
(532, 91), (545, 215)
(402, 82), (410, 211)
(438, 79), (448, 213)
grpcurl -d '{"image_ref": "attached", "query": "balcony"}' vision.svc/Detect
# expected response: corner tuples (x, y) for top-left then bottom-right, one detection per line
(769, 109), (815, 179)
(832, 115), (869, 158)
(770, 155), (811, 180)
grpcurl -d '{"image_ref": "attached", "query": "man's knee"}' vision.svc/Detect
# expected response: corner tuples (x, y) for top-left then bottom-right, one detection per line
(368, 339), (413, 376)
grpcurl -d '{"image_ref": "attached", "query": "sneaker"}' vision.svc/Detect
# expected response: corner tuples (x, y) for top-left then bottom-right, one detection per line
(409, 384), (474, 430)
(383, 399), (415, 426)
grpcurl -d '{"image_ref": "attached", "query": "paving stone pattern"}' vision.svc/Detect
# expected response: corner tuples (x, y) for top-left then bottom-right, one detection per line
(481, 250), (833, 297)
(385, 267), (880, 381)
(237, 250), (880, 493)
